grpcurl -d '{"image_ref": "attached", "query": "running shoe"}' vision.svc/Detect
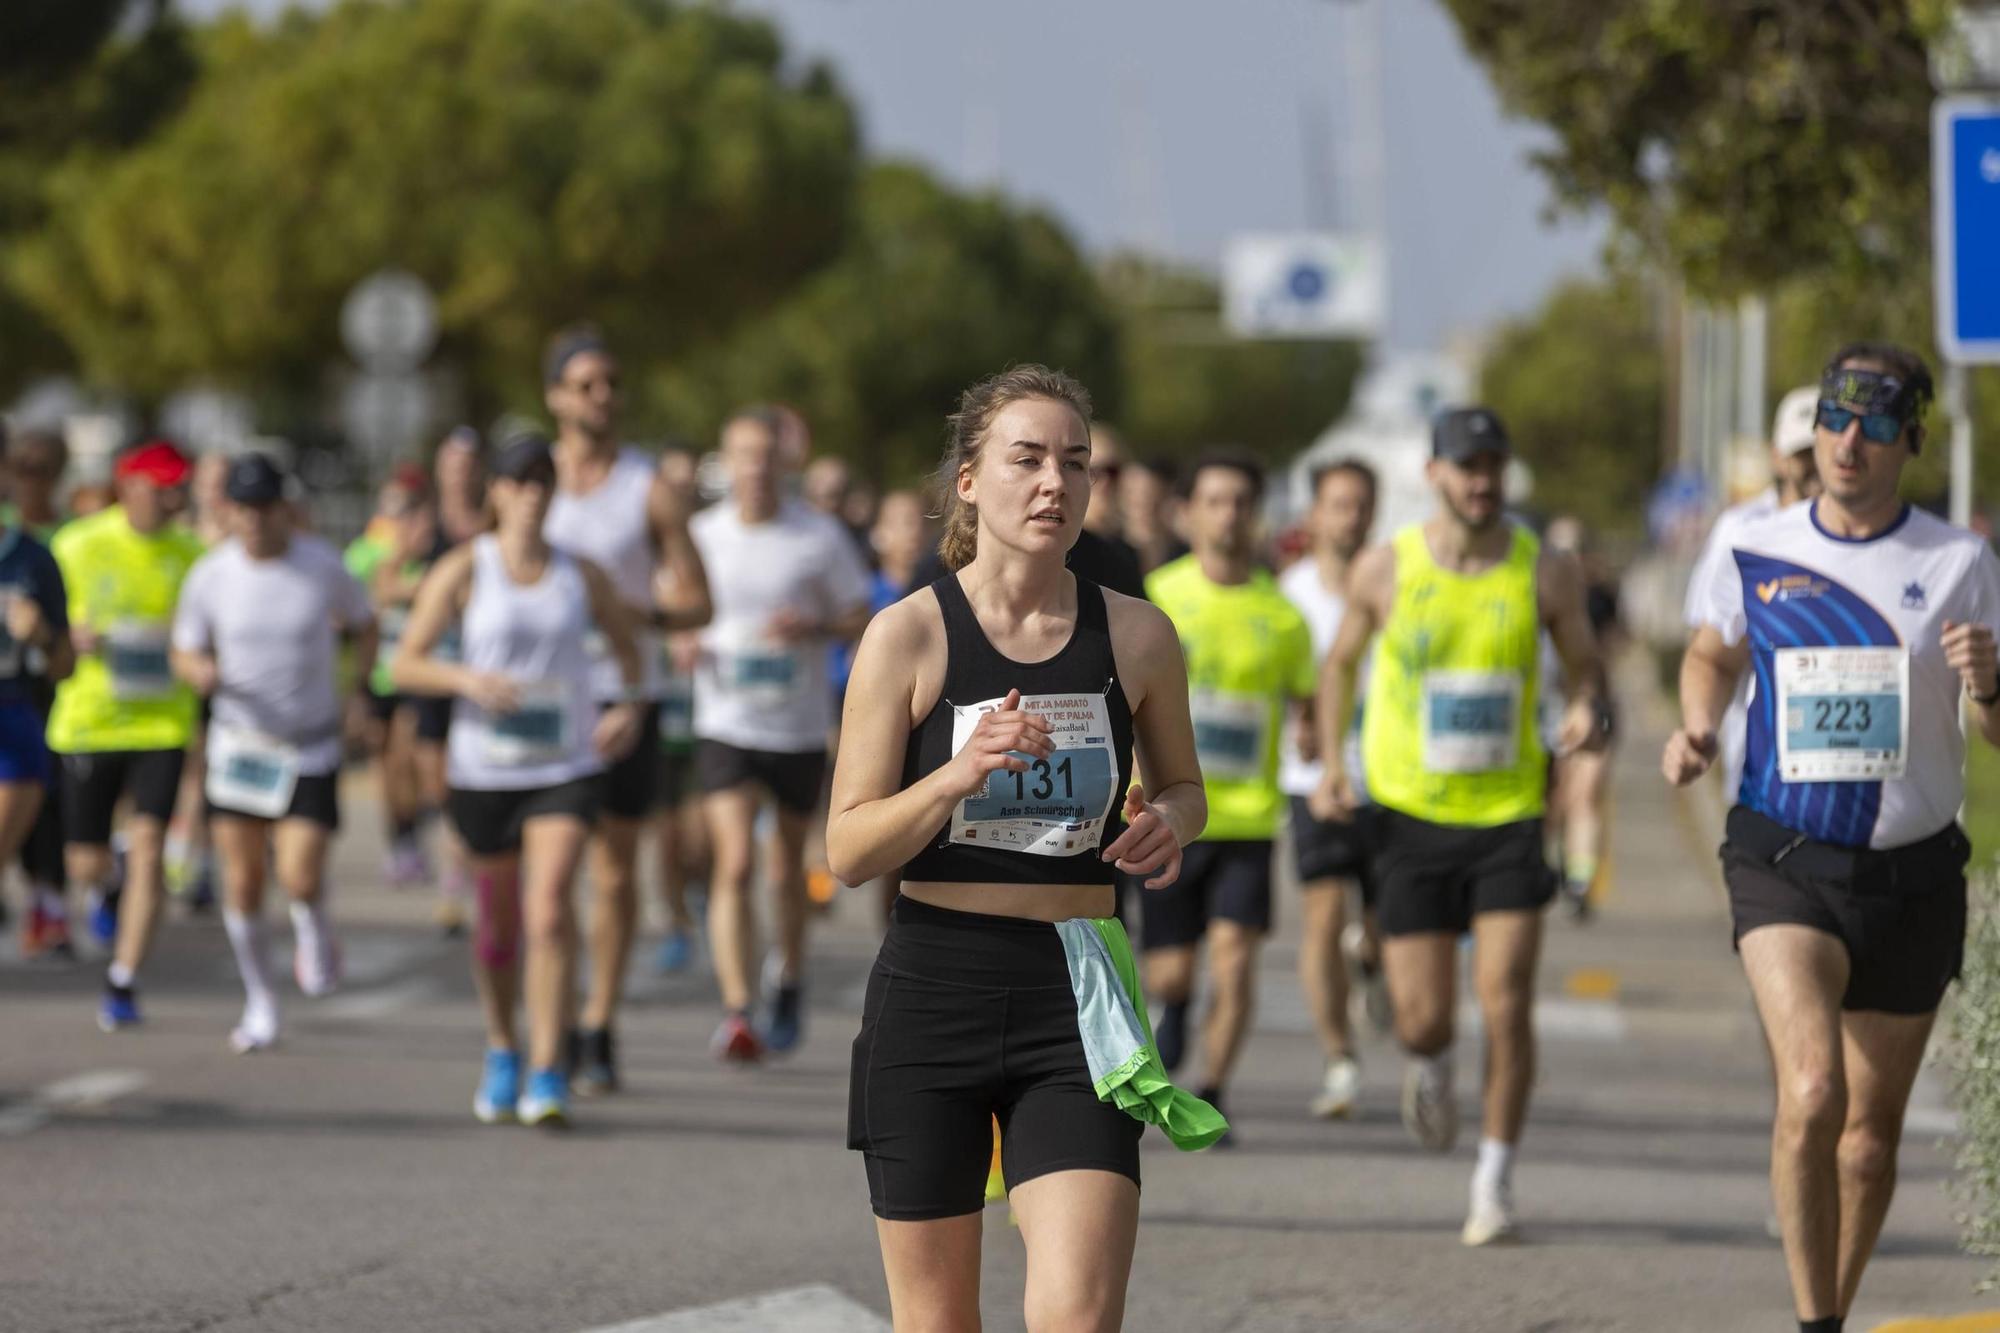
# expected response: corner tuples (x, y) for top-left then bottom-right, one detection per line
(1154, 1001), (1188, 1073)
(1401, 1057), (1459, 1152)
(474, 1048), (521, 1124)
(1462, 1174), (1519, 1247)
(88, 889), (121, 950)
(517, 1068), (569, 1128)
(710, 1012), (763, 1064)
(762, 983), (804, 1054)
(1310, 1056), (1361, 1120)
(572, 1027), (619, 1096)
(1560, 878), (1594, 923)
(294, 935), (342, 999)
(20, 903), (74, 961)
(653, 926), (695, 975)
(228, 1011), (279, 1055)
(1343, 922), (1393, 1036)
(97, 983), (141, 1032)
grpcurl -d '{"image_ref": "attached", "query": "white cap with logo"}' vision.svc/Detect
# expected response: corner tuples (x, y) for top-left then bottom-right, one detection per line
(1771, 386), (1819, 455)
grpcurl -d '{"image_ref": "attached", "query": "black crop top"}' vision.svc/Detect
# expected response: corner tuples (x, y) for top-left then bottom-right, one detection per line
(901, 573), (1136, 885)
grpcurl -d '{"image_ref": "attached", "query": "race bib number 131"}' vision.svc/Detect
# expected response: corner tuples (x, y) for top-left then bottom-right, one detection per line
(948, 692), (1118, 858)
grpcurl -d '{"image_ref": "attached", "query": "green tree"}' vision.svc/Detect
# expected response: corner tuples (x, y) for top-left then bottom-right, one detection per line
(1105, 255), (1363, 469)
(9, 0), (859, 415)
(1441, 1), (1952, 298)
(1478, 274), (1665, 538)
(649, 162), (1124, 485)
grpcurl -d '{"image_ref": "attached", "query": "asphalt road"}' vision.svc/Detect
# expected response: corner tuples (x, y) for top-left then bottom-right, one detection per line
(1, 698), (1991, 1332)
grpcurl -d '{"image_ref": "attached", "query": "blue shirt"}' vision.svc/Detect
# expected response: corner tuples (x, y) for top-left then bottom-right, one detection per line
(0, 527), (70, 708)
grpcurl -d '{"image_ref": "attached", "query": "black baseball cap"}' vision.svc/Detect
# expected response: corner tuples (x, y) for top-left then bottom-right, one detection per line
(492, 433), (555, 485)
(224, 453), (287, 507)
(1432, 407), (1511, 463)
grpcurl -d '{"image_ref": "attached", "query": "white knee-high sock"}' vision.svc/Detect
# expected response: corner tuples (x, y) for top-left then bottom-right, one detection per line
(222, 909), (278, 1036)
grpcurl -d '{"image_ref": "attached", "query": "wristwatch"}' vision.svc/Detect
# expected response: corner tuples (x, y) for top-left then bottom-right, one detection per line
(1972, 677), (2000, 707)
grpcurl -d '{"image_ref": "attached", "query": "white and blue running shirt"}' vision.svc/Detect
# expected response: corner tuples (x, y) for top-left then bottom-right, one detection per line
(1685, 488), (1782, 798)
(1689, 500), (2000, 849)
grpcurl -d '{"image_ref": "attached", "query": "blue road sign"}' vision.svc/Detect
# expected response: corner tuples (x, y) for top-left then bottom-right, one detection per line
(1935, 96), (2000, 363)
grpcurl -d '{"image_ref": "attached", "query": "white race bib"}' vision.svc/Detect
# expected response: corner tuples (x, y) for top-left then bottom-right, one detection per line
(482, 680), (574, 767)
(205, 724), (302, 820)
(106, 621), (175, 701)
(948, 692), (1118, 858)
(1190, 688), (1270, 782)
(1775, 646), (1908, 781)
(720, 644), (805, 711)
(1420, 670), (1522, 774)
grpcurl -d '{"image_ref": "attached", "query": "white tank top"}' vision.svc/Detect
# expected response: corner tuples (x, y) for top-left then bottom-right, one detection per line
(544, 446), (659, 700)
(447, 536), (604, 791)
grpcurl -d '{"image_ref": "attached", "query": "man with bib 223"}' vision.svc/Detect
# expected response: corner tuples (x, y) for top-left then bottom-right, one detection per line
(1312, 407), (1608, 1247)
(49, 440), (208, 1033)
(831, 366), (1223, 1332)
(1667, 344), (2000, 1333)
(1140, 451), (1316, 1144)
(394, 436), (649, 1129)
(170, 454), (377, 1054)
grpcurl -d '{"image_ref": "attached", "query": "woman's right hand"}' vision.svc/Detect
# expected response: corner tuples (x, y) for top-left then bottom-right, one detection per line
(461, 670), (521, 716)
(943, 688), (1052, 799)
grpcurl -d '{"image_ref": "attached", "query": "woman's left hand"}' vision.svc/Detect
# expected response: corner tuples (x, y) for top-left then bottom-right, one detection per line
(1100, 783), (1183, 889)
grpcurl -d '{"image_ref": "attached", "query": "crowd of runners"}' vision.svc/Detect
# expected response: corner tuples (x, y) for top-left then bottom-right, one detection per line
(0, 330), (1993, 1333)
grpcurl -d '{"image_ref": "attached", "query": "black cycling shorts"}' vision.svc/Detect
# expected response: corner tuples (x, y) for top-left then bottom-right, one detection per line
(848, 896), (1142, 1221)
(592, 704), (661, 821)
(1289, 796), (1378, 908)
(695, 739), (825, 815)
(59, 749), (187, 847)
(206, 771), (341, 830)
(447, 778), (599, 858)
(1138, 840), (1275, 949)
(1370, 806), (1555, 937)
(1722, 805), (1969, 1016)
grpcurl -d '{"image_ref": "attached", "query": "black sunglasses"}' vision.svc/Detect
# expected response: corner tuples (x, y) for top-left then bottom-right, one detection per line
(1816, 400), (1904, 445)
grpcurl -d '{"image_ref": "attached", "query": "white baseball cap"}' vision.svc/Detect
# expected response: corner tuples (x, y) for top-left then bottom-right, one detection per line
(1772, 386), (1819, 455)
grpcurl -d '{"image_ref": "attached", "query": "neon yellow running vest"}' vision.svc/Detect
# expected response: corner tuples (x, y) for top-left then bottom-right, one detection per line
(1360, 523), (1545, 827)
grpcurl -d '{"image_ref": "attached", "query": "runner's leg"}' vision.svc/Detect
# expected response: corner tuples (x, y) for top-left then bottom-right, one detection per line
(1470, 908), (1542, 1144)
(1740, 924), (1851, 1323)
(1298, 878), (1354, 1061)
(875, 1215), (983, 1333)
(1013, 1170), (1140, 1333)
(703, 786), (760, 1014)
(1199, 920), (1263, 1092)
(1833, 1007), (1936, 1316)
(520, 812), (590, 1075)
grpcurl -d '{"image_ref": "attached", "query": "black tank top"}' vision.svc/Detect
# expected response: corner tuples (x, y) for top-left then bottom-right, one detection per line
(901, 573), (1135, 885)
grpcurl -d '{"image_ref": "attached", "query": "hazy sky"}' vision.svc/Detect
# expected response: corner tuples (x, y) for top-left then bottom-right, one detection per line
(179, 0), (1607, 352)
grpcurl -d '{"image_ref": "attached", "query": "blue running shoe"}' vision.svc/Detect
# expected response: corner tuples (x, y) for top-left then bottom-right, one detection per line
(97, 983), (141, 1032)
(654, 927), (694, 975)
(762, 982), (804, 1054)
(89, 891), (120, 950)
(517, 1068), (569, 1128)
(473, 1048), (520, 1124)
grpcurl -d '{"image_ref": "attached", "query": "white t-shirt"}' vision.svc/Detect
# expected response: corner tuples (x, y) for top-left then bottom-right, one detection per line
(690, 499), (872, 753)
(1276, 556), (1367, 799)
(1687, 489), (1783, 798)
(172, 534), (374, 775)
(1687, 500), (2000, 849)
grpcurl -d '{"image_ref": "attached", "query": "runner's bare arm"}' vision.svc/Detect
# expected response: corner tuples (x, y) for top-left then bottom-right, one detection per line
(648, 473), (713, 632)
(578, 558), (643, 699)
(389, 546), (477, 699)
(1662, 626), (1750, 786)
(1942, 617), (2000, 746)
(826, 597), (979, 886)
(1538, 548), (1608, 754)
(1312, 542), (1391, 816)
(1105, 595), (1204, 887)
(168, 645), (218, 697)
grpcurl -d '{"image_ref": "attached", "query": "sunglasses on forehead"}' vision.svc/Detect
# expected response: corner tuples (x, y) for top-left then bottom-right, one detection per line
(1816, 399), (1905, 445)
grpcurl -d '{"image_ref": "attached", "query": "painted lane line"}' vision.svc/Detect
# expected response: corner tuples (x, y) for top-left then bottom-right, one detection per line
(577, 1283), (890, 1332)
(0, 1068), (150, 1137)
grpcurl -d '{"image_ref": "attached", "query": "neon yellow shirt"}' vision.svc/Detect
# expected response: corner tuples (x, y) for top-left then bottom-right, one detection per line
(1360, 523), (1545, 827)
(48, 507), (205, 753)
(1146, 556), (1314, 841)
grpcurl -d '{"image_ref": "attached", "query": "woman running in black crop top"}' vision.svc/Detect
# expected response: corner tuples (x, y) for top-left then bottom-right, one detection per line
(828, 366), (1205, 1331)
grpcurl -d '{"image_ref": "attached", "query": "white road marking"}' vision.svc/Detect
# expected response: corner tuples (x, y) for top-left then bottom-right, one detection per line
(0, 1068), (150, 1137)
(577, 1284), (889, 1332)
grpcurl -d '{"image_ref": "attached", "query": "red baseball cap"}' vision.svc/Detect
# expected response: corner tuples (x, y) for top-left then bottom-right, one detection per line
(114, 439), (193, 488)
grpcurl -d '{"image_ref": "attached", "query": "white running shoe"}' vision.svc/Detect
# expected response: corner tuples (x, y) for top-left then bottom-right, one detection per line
(228, 1008), (278, 1055)
(1462, 1175), (1519, 1247)
(294, 936), (342, 999)
(1309, 1056), (1361, 1119)
(1401, 1057), (1458, 1152)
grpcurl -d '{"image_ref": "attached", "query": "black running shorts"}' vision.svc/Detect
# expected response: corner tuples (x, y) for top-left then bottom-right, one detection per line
(447, 778), (599, 858)
(1370, 806), (1555, 937)
(1722, 805), (1969, 1015)
(1138, 840), (1275, 948)
(695, 739), (825, 815)
(206, 771), (341, 830)
(1289, 796), (1378, 908)
(59, 749), (187, 846)
(848, 897), (1142, 1221)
